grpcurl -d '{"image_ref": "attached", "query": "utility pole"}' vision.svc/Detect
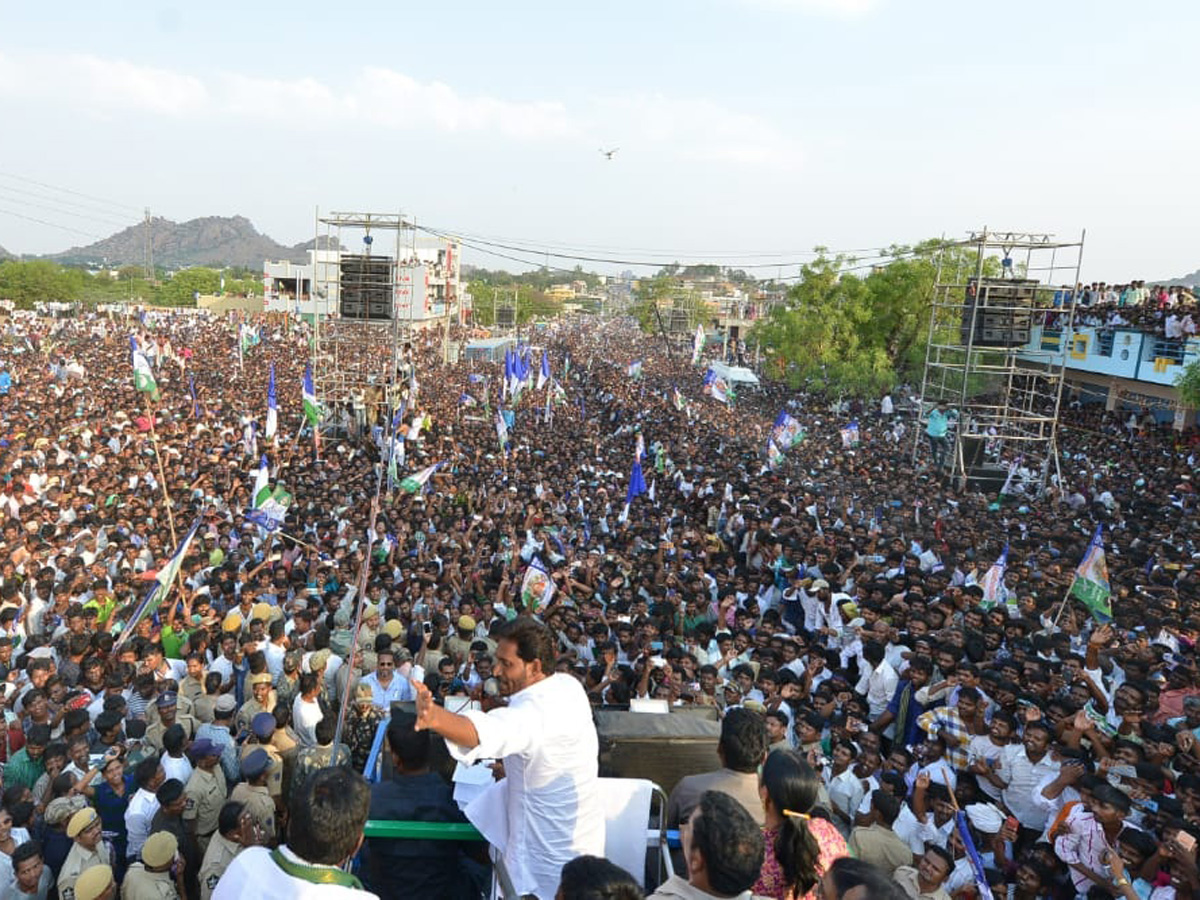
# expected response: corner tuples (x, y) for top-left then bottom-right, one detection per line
(651, 301), (675, 359)
(143, 208), (154, 283)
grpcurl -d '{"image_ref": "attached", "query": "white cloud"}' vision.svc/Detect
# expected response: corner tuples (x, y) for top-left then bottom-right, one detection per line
(0, 51), (800, 169)
(352, 68), (580, 140)
(0, 51), (208, 117)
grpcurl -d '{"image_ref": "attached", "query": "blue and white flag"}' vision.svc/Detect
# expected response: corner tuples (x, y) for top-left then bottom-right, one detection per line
(979, 544), (1008, 610)
(771, 411), (806, 449)
(767, 439), (784, 470)
(626, 459), (648, 506)
(954, 811), (996, 900)
(537, 351), (550, 391)
(496, 411), (509, 453)
(252, 455), (271, 508)
(265, 363), (278, 439)
(627, 360), (643, 380)
(459, 393), (477, 407)
(188, 373), (199, 418)
(302, 365), (321, 425)
(839, 421), (860, 448)
(520, 556), (556, 613)
(114, 520), (201, 648)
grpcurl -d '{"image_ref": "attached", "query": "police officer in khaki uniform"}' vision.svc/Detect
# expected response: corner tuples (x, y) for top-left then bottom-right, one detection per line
(235, 673), (276, 734)
(240, 712), (284, 801)
(58, 807), (113, 900)
(145, 693), (197, 753)
(182, 739), (227, 858)
(198, 800), (259, 900)
(73, 864), (116, 900)
(122, 831), (183, 900)
(228, 749), (276, 846)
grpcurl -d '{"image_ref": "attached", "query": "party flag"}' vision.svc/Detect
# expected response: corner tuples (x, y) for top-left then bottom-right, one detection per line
(1069, 525), (1112, 622)
(399, 462), (443, 494)
(979, 544), (1008, 610)
(265, 363), (278, 439)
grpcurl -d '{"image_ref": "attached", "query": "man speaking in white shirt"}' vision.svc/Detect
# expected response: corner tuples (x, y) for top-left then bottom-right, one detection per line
(412, 616), (604, 900)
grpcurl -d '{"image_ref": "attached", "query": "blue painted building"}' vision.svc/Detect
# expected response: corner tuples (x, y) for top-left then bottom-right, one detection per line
(1017, 324), (1199, 428)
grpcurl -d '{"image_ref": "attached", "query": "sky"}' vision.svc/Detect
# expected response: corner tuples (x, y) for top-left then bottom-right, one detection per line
(0, 0), (1196, 282)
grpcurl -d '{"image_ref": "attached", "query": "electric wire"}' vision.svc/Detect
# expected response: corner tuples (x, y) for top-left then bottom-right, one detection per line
(418, 225), (889, 261)
(418, 222), (963, 281)
(0, 207), (104, 240)
(0, 182), (140, 224)
(0, 171), (142, 214)
(418, 223), (919, 271)
(0, 187), (138, 229)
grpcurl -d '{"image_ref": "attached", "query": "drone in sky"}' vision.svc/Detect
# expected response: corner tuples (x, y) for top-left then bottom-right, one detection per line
(599, 148), (619, 160)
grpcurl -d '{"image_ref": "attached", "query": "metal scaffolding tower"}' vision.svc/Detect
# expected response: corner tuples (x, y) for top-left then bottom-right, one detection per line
(310, 211), (417, 432)
(912, 228), (1086, 495)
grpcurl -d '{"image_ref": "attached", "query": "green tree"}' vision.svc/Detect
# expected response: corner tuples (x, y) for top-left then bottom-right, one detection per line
(0, 260), (77, 307)
(751, 241), (1010, 396)
(160, 267), (220, 306)
(630, 276), (706, 334)
(467, 281), (563, 326)
(1176, 359), (1200, 410)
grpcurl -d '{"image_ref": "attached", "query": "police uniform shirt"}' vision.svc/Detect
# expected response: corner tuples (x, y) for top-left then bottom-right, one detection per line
(239, 742), (284, 798)
(145, 715), (197, 752)
(184, 767), (227, 839)
(235, 695), (277, 734)
(122, 861), (179, 900)
(229, 783), (275, 844)
(198, 833), (242, 900)
(57, 840), (112, 900)
(180, 676), (205, 706)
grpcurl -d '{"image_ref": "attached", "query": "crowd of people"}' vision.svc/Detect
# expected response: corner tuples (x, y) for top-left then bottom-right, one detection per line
(0, 298), (1196, 900)
(1052, 281), (1199, 341)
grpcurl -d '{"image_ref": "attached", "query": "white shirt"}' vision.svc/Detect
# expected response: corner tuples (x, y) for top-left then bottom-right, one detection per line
(213, 845), (379, 900)
(857, 659), (899, 719)
(450, 673), (604, 900)
(264, 642), (286, 680)
(162, 752), (194, 786)
(1000, 747), (1060, 830)
(125, 787), (160, 860)
(291, 695), (323, 747)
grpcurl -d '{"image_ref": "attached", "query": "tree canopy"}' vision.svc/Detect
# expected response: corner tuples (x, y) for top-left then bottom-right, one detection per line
(468, 282), (563, 326)
(0, 260), (260, 307)
(750, 241), (996, 395)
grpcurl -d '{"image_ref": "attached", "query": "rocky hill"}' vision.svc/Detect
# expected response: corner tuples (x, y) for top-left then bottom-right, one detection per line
(1166, 267), (1200, 287)
(49, 215), (319, 269)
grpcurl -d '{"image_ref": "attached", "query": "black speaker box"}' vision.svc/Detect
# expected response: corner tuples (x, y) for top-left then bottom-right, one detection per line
(594, 709), (721, 796)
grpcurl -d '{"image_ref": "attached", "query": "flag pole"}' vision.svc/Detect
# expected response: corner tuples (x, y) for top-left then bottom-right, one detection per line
(145, 400), (192, 624)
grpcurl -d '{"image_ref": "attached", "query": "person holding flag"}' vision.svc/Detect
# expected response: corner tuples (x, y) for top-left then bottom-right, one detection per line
(691, 324), (705, 365)
(302, 363), (322, 453)
(265, 363), (278, 440)
(398, 461), (442, 494)
(1069, 525), (1112, 622)
(115, 521), (201, 649)
(131, 336), (159, 401)
(979, 544), (1009, 611)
